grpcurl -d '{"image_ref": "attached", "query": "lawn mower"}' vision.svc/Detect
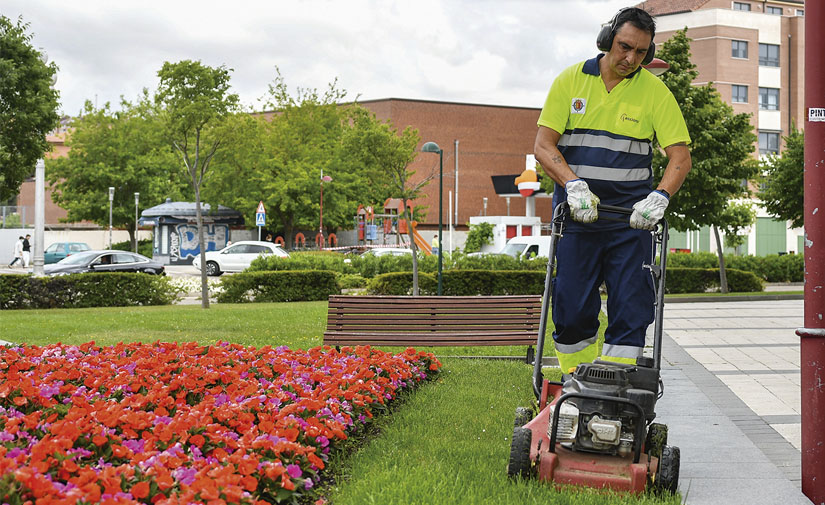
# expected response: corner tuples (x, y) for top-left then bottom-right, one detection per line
(507, 202), (679, 494)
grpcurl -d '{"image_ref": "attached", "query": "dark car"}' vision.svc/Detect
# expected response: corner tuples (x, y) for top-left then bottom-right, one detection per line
(43, 250), (165, 276)
(44, 241), (91, 264)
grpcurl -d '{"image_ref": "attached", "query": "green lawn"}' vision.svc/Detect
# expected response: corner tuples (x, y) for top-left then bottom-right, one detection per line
(1, 302), (674, 504)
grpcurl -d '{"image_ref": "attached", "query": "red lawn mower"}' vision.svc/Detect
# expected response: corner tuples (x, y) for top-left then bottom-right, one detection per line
(507, 203), (679, 494)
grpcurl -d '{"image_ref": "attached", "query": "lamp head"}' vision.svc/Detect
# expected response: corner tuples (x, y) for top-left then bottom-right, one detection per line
(422, 141), (442, 153)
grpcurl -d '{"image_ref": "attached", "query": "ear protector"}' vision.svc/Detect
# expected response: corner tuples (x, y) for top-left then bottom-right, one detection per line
(596, 7), (656, 65)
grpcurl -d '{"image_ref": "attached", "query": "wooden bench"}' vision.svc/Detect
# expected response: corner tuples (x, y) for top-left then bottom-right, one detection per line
(323, 295), (542, 363)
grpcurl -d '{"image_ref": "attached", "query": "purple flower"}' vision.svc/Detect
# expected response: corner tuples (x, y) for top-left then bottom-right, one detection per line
(304, 477), (314, 490)
(39, 384), (60, 398)
(316, 435), (329, 448)
(123, 439), (144, 454)
(173, 467), (197, 485)
(286, 463), (302, 479)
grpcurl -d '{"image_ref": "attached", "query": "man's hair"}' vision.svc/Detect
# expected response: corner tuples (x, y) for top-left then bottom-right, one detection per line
(615, 7), (656, 39)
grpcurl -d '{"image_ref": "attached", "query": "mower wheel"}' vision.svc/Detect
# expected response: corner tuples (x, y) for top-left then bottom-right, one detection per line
(653, 445), (680, 494)
(514, 407), (533, 428)
(507, 427), (533, 479)
(645, 422), (668, 457)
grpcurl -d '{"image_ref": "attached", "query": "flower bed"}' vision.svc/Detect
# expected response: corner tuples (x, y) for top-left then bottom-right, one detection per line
(0, 342), (440, 504)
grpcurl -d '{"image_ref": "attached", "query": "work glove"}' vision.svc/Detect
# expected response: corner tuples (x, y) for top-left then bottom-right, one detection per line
(630, 190), (670, 230)
(565, 179), (599, 223)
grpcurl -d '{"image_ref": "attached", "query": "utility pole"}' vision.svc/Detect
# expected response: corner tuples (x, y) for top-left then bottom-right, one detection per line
(798, 2), (825, 502)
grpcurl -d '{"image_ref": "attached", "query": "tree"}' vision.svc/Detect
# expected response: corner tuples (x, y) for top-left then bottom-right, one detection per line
(47, 96), (189, 247)
(155, 60), (239, 308)
(758, 124), (804, 228)
(720, 201), (757, 254)
(207, 73), (391, 246)
(342, 110), (424, 293)
(0, 15), (60, 201)
(653, 28), (758, 292)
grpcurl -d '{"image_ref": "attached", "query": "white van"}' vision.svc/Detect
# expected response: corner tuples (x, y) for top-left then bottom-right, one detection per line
(500, 235), (552, 259)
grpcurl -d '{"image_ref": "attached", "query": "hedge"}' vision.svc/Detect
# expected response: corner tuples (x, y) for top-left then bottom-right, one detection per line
(667, 252), (803, 283)
(217, 270), (340, 303)
(366, 270), (545, 296)
(665, 267), (764, 294)
(0, 273), (180, 310)
(366, 267), (763, 296)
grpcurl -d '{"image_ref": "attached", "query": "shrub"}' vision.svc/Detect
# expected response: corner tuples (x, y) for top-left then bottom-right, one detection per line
(248, 251), (356, 275)
(366, 270), (545, 296)
(216, 270), (339, 303)
(464, 222), (494, 253)
(337, 273), (368, 289)
(665, 267), (763, 294)
(111, 238), (154, 258)
(452, 252), (547, 272)
(0, 273), (181, 310)
(668, 251), (804, 283)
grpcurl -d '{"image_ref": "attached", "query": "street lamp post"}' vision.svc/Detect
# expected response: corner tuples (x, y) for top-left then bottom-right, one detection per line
(134, 192), (140, 253)
(422, 141), (443, 296)
(319, 169), (332, 249)
(108, 187), (114, 250)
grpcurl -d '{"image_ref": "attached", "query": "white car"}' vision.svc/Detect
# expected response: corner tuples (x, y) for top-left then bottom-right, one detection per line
(193, 241), (289, 276)
(363, 247), (413, 257)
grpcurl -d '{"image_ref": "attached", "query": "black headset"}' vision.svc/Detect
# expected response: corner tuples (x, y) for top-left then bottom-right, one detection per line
(596, 7), (656, 65)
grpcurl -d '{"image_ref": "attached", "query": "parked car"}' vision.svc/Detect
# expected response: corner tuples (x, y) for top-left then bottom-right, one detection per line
(499, 236), (552, 259)
(362, 247), (412, 257)
(43, 250), (165, 276)
(192, 240), (289, 276)
(44, 242), (91, 264)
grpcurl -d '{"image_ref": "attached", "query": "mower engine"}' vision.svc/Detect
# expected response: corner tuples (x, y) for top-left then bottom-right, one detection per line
(551, 360), (660, 458)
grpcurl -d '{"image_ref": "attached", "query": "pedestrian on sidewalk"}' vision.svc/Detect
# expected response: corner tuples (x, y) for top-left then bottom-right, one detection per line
(534, 7), (692, 373)
(8, 236), (24, 267)
(22, 234), (31, 267)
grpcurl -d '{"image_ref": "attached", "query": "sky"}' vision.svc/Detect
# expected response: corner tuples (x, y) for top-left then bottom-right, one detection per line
(5, 0), (633, 117)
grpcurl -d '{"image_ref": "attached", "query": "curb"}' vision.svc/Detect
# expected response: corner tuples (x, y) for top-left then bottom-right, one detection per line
(665, 293), (804, 303)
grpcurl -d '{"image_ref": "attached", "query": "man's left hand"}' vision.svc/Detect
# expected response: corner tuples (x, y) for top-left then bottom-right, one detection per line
(630, 190), (670, 230)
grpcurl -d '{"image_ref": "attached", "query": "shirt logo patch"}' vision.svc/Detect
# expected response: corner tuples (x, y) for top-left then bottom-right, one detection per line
(620, 113), (639, 124)
(571, 98), (587, 114)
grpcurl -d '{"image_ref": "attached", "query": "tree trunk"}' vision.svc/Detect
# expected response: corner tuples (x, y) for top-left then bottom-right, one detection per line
(127, 228), (136, 253)
(712, 224), (729, 294)
(403, 198), (419, 296)
(195, 187), (210, 308)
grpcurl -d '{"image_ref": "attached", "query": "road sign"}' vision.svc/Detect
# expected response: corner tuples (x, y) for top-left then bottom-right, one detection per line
(256, 201), (266, 226)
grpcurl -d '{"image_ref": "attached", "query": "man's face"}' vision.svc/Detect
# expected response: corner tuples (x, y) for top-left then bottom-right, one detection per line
(606, 22), (652, 77)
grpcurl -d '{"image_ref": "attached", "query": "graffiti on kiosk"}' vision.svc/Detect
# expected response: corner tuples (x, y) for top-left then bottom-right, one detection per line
(173, 223), (229, 260)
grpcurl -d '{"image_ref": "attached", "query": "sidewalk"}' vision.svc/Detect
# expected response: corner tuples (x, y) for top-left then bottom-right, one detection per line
(655, 299), (811, 504)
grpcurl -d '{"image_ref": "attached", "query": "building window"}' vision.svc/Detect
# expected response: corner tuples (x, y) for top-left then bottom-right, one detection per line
(797, 9), (804, 16)
(732, 85), (748, 103)
(732, 40), (748, 59)
(759, 43), (780, 67)
(733, 2), (751, 11)
(759, 87), (779, 110)
(759, 131), (780, 155)
(766, 6), (783, 15)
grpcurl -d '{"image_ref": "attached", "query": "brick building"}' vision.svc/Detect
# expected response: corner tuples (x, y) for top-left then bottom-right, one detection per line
(638, 0), (806, 255)
(358, 98), (546, 231)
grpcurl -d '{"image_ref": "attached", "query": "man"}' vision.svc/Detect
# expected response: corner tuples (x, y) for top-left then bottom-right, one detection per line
(8, 236), (24, 268)
(22, 234), (31, 268)
(534, 7), (691, 373)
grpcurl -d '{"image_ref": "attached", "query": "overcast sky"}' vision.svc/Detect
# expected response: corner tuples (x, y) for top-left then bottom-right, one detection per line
(6, 0), (633, 116)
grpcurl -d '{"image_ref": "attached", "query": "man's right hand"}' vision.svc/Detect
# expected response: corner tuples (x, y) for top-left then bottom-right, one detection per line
(565, 179), (599, 223)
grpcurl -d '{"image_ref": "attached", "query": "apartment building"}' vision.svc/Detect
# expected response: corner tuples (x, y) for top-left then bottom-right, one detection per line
(639, 0), (805, 255)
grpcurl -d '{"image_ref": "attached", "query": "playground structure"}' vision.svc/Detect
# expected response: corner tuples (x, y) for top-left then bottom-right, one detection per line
(355, 199), (432, 255)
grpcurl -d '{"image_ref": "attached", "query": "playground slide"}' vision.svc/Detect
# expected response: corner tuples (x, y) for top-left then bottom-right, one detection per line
(410, 221), (432, 255)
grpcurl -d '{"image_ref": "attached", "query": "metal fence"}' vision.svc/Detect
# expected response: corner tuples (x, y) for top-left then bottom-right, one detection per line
(0, 206), (31, 228)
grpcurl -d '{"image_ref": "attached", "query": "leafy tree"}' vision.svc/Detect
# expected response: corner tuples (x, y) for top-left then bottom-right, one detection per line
(0, 15), (60, 201)
(155, 60), (239, 308)
(464, 222), (495, 253)
(46, 96), (189, 248)
(720, 201), (756, 254)
(342, 109), (424, 293)
(758, 123), (804, 228)
(653, 28), (758, 292)
(207, 73), (392, 247)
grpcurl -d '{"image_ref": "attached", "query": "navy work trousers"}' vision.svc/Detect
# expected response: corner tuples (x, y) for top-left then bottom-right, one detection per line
(552, 227), (655, 352)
